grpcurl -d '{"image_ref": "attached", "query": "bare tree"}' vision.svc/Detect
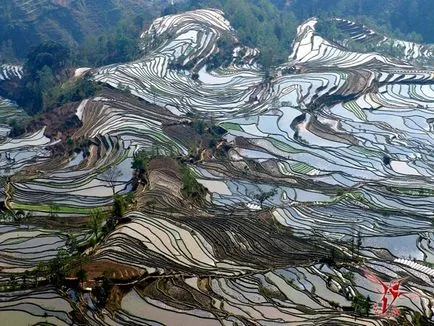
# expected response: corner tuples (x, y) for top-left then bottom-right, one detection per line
(102, 166), (123, 195)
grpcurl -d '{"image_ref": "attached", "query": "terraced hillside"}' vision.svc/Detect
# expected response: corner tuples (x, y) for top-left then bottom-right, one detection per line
(316, 17), (434, 64)
(0, 8), (433, 326)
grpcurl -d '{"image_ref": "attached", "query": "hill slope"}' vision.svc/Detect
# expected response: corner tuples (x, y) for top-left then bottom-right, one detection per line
(0, 0), (183, 61)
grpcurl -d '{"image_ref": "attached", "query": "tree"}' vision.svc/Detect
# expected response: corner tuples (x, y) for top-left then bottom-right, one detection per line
(66, 233), (78, 254)
(352, 294), (372, 317)
(13, 209), (25, 223)
(253, 188), (277, 209)
(49, 202), (60, 221)
(93, 275), (113, 307)
(88, 209), (105, 238)
(44, 250), (67, 286)
(8, 275), (17, 290)
(21, 271), (29, 289)
(181, 166), (207, 203)
(383, 155), (391, 166)
(8, 119), (26, 137)
(75, 268), (88, 286)
(102, 166), (123, 195)
(34, 261), (49, 286)
(25, 41), (70, 76)
(113, 195), (127, 218)
(356, 230), (362, 255)
(37, 65), (55, 91)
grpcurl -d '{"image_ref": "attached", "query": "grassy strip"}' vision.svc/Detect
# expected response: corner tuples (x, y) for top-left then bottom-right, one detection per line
(268, 138), (301, 153)
(219, 122), (243, 132)
(344, 101), (367, 121)
(291, 162), (314, 174)
(10, 202), (103, 214)
(350, 145), (384, 158)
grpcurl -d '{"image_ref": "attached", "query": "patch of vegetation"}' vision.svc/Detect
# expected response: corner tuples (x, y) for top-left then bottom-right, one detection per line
(181, 165), (207, 204)
(10, 202), (95, 215)
(252, 188), (277, 209)
(77, 17), (143, 67)
(329, 300), (340, 308)
(32, 249), (89, 287)
(316, 20), (409, 59)
(44, 77), (102, 112)
(131, 147), (163, 189)
(295, 305), (316, 314)
(113, 195), (128, 219)
(93, 275), (114, 308)
(8, 118), (27, 137)
(410, 311), (433, 326)
(258, 284), (286, 300)
(386, 186), (434, 197)
(166, 0), (298, 68)
(351, 294), (372, 317)
(0, 41), (101, 117)
(0, 1), (163, 62)
(342, 270), (355, 282)
(288, 0), (430, 43)
(205, 31), (238, 71)
(88, 209), (106, 239)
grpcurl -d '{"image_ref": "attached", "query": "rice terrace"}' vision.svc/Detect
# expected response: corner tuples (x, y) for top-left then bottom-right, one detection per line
(0, 0), (433, 325)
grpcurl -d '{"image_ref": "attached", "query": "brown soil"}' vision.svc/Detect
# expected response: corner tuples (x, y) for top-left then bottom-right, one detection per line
(73, 259), (145, 282)
(27, 101), (82, 140)
(106, 285), (130, 313)
(136, 157), (184, 209)
(163, 124), (201, 148)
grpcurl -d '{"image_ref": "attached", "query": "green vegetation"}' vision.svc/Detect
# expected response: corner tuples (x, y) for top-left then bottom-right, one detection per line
(113, 195), (128, 219)
(316, 20), (409, 59)
(88, 209), (105, 238)
(0, 41), (70, 115)
(131, 147), (163, 188)
(8, 118), (27, 137)
(329, 300), (340, 308)
(351, 294), (372, 317)
(75, 268), (88, 285)
(25, 41), (71, 77)
(205, 31), (238, 71)
(1, 0), (432, 71)
(181, 165), (207, 204)
(33, 249), (88, 287)
(0, 41), (101, 116)
(132, 149), (155, 171)
(76, 17), (143, 67)
(410, 311), (433, 326)
(0, 1), (165, 62)
(258, 284), (286, 300)
(2, 0), (432, 119)
(44, 77), (102, 112)
(288, 0), (431, 43)
(168, 0), (434, 70)
(93, 276), (114, 308)
(166, 0), (298, 68)
(342, 270), (355, 282)
(10, 202), (95, 215)
(253, 188), (277, 209)
(49, 202), (60, 221)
